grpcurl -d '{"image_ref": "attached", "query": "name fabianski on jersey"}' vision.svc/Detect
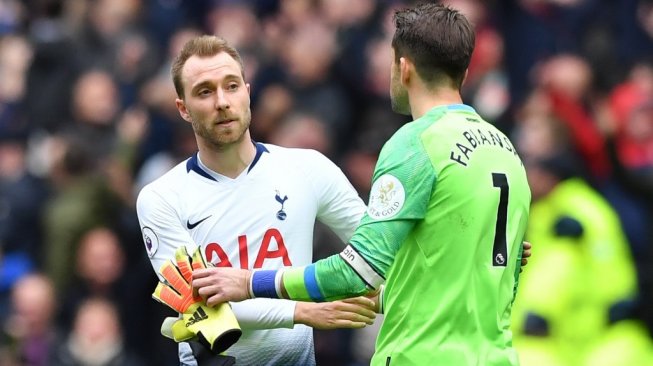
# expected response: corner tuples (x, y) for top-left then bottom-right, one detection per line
(449, 125), (520, 167)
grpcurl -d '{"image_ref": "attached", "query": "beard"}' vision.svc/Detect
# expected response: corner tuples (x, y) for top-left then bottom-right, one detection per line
(390, 75), (411, 116)
(191, 108), (251, 149)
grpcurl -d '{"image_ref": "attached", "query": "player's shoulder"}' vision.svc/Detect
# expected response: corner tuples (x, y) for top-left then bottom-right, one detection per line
(137, 158), (190, 201)
(381, 119), (425, 156)
(262, 143), (324, 158)
(262, 143), (333, 167)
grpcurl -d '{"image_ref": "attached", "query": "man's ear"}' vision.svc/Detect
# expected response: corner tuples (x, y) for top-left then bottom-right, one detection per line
(399, 57), (412, 86)
(176, 98), (192, 123)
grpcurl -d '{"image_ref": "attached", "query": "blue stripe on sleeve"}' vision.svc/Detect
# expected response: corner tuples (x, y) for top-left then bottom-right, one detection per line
(252, 270), (279, 298)
(304, 265), (324, 302)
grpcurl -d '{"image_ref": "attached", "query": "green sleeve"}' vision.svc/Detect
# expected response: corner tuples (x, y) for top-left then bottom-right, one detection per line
(282, 219), (415, 302)
(349, 121), (434, 280)
(282, 123), (435, 301)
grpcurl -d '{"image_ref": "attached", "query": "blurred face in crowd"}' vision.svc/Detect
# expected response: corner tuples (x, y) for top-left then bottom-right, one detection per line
(10, 274), (56, 337)
(73, 70), (119, 126)
(625, 107), (653, 148)
(176, 52), (251, 150)
(77, 228), (125, 288)
(73, 299), (121, 348)
(283, 22), (336, 86)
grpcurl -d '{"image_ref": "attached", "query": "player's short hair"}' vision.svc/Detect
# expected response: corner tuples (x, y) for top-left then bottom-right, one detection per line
(391, 3), (475, 89)
(171, 35), (245, 99)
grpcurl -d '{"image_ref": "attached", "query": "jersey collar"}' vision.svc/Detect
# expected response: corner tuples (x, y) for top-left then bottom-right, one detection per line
(445, 104), (476, 112)
(422, 103), (477, 121)
(186, 141), (269, 181)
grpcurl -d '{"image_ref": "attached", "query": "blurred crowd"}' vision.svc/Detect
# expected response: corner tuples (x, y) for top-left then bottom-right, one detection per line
(0, 0), (652, 365)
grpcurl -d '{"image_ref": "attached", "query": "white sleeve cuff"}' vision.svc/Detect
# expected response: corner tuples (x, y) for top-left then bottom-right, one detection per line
(230, 298), (296, 330)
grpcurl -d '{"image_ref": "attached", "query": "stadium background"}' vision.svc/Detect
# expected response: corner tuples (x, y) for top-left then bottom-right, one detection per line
(0, 0), (652, 365)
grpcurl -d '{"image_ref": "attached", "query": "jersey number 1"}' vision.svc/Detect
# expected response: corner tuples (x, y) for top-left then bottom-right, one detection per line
(492, 173), (509, 267)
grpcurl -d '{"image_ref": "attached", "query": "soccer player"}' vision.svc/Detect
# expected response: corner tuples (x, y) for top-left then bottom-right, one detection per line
(136, 35), (377, 365)
(192, 4), (532, 366)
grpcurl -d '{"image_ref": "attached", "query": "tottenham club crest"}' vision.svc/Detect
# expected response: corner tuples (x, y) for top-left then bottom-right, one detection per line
(275, 190), (288, 220)
(367, 174), (405, 220)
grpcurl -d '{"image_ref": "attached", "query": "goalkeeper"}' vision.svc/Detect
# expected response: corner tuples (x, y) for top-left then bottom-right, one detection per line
(191, 4), (532, 366)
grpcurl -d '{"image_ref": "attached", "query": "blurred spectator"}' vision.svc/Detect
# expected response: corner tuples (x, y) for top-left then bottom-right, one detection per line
(73, 0), (142, 70)
(64, 69), (122, 159)
(136, 27), (201, 163)
(255, 18), (353, 154)
(42, 136), (120, 293)
(0, 133), (47, 317)
(0, 131), (48, 266)
(0, 273), (59, 366)
(132, 30), (201, 189)
(70, 0), (160, 108)
(268, 112), (333, 157)
(50, 297), (144, 366)
(55, 225), (167, 364)
(444, 0), (512, 127)
(608, 61), (653, 170)
(494, 0), (650, 105)
(142, 0), (211, 50)
(0, 34), (32, 135)
(57, 227), (127, 329)
(512, 90), (572, 161)
(511, 153), (638, 365)
(250, 83), (294, 142)
(581, 317), (653, 366)
(535, 54), (607, 177)
(0, 0), (23, 35)
(284, 20), (351, 136)
(522, 55), (651, 290)
(57, 68), (147, 208)
(23, 0), (79, 134)
(133, 116), (197, 194)
(320, 0), (379, 100)
(341, 34), (408, 197)
(205, 3), (261, 54)
(600, 86), (653, 335)
(356, 35), (408, 147)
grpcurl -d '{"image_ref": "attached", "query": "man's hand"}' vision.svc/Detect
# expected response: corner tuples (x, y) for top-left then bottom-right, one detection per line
(294, 297), (376, 330)
(521, 241), (532, 269)
(153, 246), (242, 353)
(192, 267), (252, 307)
(365, 286), (383, 314)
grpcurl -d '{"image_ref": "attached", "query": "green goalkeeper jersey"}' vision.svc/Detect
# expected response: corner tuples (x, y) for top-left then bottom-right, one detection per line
(283, 104), (531, 365)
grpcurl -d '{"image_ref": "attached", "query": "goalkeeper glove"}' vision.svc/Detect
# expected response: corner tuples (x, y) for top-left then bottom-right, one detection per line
(152, 245), (242, 354)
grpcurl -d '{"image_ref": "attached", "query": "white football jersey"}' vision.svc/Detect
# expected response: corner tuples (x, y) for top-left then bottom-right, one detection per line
(136, 142), (365, 366)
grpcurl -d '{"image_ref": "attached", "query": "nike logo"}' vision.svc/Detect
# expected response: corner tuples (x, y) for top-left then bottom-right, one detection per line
(186, 215), (211, 230)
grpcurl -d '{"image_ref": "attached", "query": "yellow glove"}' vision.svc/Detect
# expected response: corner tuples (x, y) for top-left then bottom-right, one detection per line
(152, 245), (242, 354)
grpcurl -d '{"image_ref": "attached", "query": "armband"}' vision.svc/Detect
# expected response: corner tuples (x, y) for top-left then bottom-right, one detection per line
(339, 244), (384, 290)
